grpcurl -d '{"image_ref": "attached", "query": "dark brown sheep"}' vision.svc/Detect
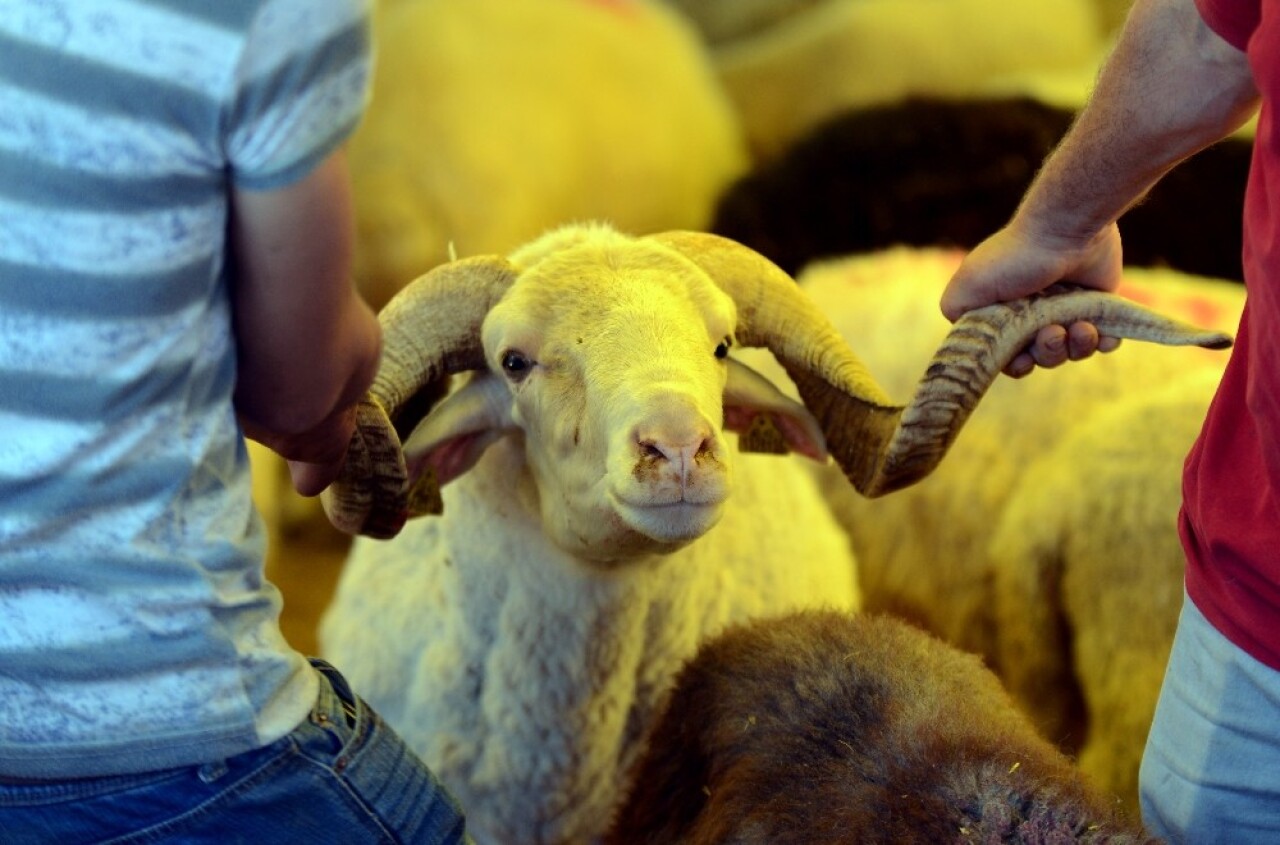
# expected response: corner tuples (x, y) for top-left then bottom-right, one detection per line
(607, 610), (1157, 845)
(712, 96), (1249, 282)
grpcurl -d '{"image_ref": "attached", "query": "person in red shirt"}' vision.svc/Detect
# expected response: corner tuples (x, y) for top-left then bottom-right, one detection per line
(941, 0), (1280, 840)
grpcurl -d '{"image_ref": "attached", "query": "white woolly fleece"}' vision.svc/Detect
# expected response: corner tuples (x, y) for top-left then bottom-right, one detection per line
(320, 434), (858, 845)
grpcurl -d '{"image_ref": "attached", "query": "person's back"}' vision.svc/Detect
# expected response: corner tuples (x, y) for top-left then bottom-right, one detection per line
(0, 2), (468, 841)
(0, 0), (322, 775)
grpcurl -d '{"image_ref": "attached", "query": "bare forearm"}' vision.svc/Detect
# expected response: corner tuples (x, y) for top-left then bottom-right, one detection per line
(234, 288), (380, 438)
(941, 0), (1258, 373)
(1015, 0), (1258, 247)
(230, 150), (381, 438)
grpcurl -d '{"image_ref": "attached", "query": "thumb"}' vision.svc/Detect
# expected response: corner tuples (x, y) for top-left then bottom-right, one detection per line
(287, 458), (344, 498)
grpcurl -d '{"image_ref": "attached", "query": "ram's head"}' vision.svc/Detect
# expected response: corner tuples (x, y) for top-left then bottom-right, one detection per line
(323, 225), (1231, 560)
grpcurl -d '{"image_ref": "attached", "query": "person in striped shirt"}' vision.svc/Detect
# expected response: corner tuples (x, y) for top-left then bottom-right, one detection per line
(0, 2), (469, 841)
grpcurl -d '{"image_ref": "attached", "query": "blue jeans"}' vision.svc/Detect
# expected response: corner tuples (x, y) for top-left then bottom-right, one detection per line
(0, 660), (470, 844)
(1140, 593), (1280, 844)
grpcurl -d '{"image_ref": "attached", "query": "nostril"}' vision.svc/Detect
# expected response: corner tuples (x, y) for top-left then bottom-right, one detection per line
(640, 440), (666, 461)
(634, 410), (716, 466)
(640, 437), (710, 466)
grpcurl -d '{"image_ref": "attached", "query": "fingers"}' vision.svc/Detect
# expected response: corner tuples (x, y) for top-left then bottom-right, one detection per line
(1097, 334), (1123, 354)
(1031, 324), (1070, 369)
(940, 278), (987, 323)
(1002, 322), (1122, 378)
(241, 404), (359, 496)
(1066, 321), (1102, 361)
(288, 458), (345, 498)
(1002, 325), (1067, 377)
(1004, 351), (1037, 379)
(281, 405), (358, 496)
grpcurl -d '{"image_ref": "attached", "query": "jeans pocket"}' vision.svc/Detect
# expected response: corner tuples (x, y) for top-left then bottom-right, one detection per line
(303, 658), (374, 774)
(298, 661), (472, 844)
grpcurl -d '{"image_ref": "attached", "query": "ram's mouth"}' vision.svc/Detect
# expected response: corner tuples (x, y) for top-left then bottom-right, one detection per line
(611, 498), (727, 544)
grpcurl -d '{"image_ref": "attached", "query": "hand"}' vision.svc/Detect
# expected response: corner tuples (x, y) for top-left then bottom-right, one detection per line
(1004, 321), (1122, 378)
(941, 221), (1125, 377)
(240, 404), (358, 497)
(286, 458), (348, 499)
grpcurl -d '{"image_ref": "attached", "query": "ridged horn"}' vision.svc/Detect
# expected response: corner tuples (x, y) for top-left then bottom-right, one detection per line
(651, 231), (1232, 498)
(322, 255), (518, 538)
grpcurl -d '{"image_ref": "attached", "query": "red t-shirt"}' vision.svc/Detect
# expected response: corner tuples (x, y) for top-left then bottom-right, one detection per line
(1183, 0), (1280, 670)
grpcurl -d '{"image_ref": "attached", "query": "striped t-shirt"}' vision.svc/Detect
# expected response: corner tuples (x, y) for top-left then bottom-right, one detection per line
(0, 0), (371, 777)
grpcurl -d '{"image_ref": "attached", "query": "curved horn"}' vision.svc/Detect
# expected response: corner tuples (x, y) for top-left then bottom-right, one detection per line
(651, 231), (1232, 498)
(322, 255), (518, 537)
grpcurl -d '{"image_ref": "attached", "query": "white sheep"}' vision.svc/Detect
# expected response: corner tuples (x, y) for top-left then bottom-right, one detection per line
(677, 0), (1104, 159)
(656, 0), (827, 44)
(787, 248), (1241, 815)
(316, 226), (1228, 844)
(990, 368), (1223, 817)
(606, 610), (1158, 844)
(1094, 0), (1134, 33)
(350, 0), (749, 311)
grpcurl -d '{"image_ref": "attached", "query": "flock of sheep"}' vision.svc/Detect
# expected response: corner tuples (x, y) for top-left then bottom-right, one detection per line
(314, 223), (1231, 844)
(250, 0), (1251, 842)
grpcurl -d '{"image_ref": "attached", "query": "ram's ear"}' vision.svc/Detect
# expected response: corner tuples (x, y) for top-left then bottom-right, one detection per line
(402, 373), (517, 496)
(723, 358), (828, 463)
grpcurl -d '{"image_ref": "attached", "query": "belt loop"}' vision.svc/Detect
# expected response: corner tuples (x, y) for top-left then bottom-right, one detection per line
(309, 660), (339, 728)
(309, 658), (359, 729)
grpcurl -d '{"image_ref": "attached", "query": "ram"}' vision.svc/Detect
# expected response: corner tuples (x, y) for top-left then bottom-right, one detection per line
(252, 0), (750, 542)
(317, 225), (1228, 844)
(607, 610), (1157, 844)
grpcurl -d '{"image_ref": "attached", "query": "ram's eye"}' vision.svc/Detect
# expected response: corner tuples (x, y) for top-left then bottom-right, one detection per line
(714, 337), (732, 360)
(501, 350), (533, 381)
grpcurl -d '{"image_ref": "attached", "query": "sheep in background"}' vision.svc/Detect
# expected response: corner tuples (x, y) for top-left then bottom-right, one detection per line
(316, 225), (1223, 844)
(664, 0), (1103, 159)
(711, 96), (1250, 281)
(663, 0), (1131, 47)
(606, 610), (1158, 844)
(654, 0), (826, 43)
(714, 96), (1072, 278)
(350, 0), (748, 310)
(990, 369), (1221, 815)
(1095, 0), (1134, 33)
(783, 249), (1241, 816)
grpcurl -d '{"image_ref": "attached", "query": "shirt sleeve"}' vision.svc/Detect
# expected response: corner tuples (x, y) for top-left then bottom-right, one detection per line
(1195, 0), (1260, 52)
(224, 0), (373, 190)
